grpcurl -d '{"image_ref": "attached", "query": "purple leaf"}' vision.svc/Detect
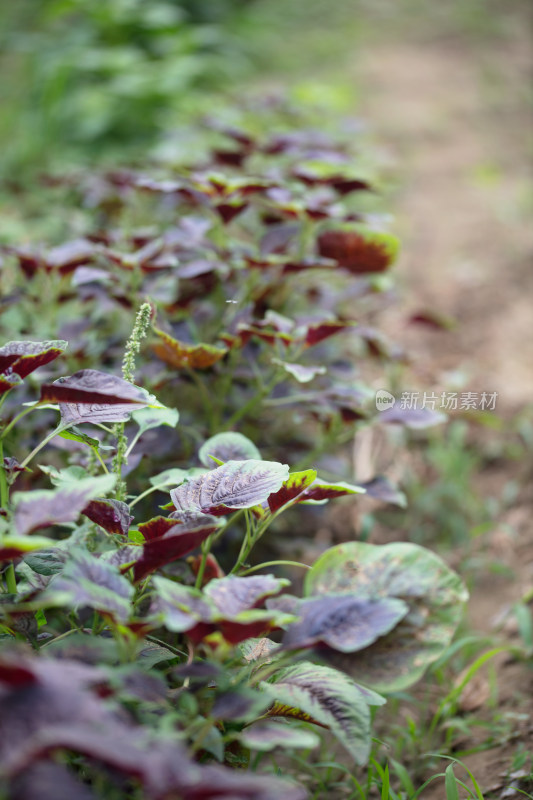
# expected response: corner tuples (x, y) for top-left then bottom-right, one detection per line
(49, 551), (134, 622)
(8, 760), (97, 800)
(170, 459), (289, 515)
(378, 406), (446, 429)
(204, 575), (290, 617)
(13, 474), (116, 536)
(45, 239), (97, 272)
(281, 594), (408, 652)
(357, 476), (407, 508)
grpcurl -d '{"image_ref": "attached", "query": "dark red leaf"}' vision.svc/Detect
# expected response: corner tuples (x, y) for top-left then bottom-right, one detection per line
(215, 202), (247, 224)
(40, 369), (151, 407)
(267, 470), (317, 512)
(133, 520), (219, 582)
(82, 499), (133, 536)
(305, 320), (355, 346)
(138, 516), (181, 541)
(0, 338), (66, 380)
(317, 229), (394, 274)
(0, 372), (23, 395)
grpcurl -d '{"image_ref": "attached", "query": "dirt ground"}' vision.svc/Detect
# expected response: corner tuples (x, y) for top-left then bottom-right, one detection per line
(351, 10), (533, 797)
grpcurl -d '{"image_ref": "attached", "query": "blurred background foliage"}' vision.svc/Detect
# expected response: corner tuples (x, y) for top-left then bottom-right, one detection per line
(2, 0), (526, 178)
(0, 0), (256, 174)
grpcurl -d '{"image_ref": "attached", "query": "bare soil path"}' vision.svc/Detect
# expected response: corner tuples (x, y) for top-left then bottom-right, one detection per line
(351, 10), (533, 795)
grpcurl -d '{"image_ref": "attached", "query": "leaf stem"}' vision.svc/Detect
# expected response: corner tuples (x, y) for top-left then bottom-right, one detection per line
(239, 560), (311, 576)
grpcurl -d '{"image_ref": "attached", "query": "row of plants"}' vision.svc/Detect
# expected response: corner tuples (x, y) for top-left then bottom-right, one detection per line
(0, 110), (467, 798)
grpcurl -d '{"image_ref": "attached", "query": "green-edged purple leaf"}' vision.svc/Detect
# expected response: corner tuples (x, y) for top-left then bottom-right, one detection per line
(317, 226), (400, 274)
(40, 369), (156, 425)
(272, 359), (326, 383)
(261, 661), (372, 764)
(378, 406), (446, 429)
(300, 478), (366, 503)
(82, 499), (133, 536)
(133, 518), (221, 582)
(204, 575), (290, 616)
(304, 542), (468, 692)
(138, 516), (180, 541)
(267, 470), (317, 512)
(0, 372), (23, 395)
(48, 551), (134, 622)
(240, 721), (321, 752)
(0, 535), (56, 563)
(151, 576), (295, 645)
(281, 594), (407, 652)
(170, 459), (290, 515)
(199, 432), (261, 467)
(152, 327), (228, 370)
(0, 340), (67, 379)
(150, 577), (216, 633)
(358, 476), (407, 508)
(13, 474), (116, 536)
(131, 406), (179, 435)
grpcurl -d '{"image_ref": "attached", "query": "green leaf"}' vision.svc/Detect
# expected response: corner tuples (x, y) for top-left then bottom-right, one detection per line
(137, 642), (178, 669)
(261, 661), (372, 764)
(271, 359), (327, 383)
(445, 764), (460, 800)
(58, 428), (102, 450)
(304, 542), (468, 692)
(24, 549), (66, 576)
(240, 721), (321, 752)
(198, 432), (261, 467)
(149, 467), (207, 488)
(131, 406), (179, 435)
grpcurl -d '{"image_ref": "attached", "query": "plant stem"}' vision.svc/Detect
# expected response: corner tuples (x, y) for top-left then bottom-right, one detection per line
(225, 374), (280, 429)
(194, 533), (215, 589)
(19, 423), (70, 469)
(0, 439), (16, 593)
(128, 483), (163, 509)
(4, 564), (17, 594)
